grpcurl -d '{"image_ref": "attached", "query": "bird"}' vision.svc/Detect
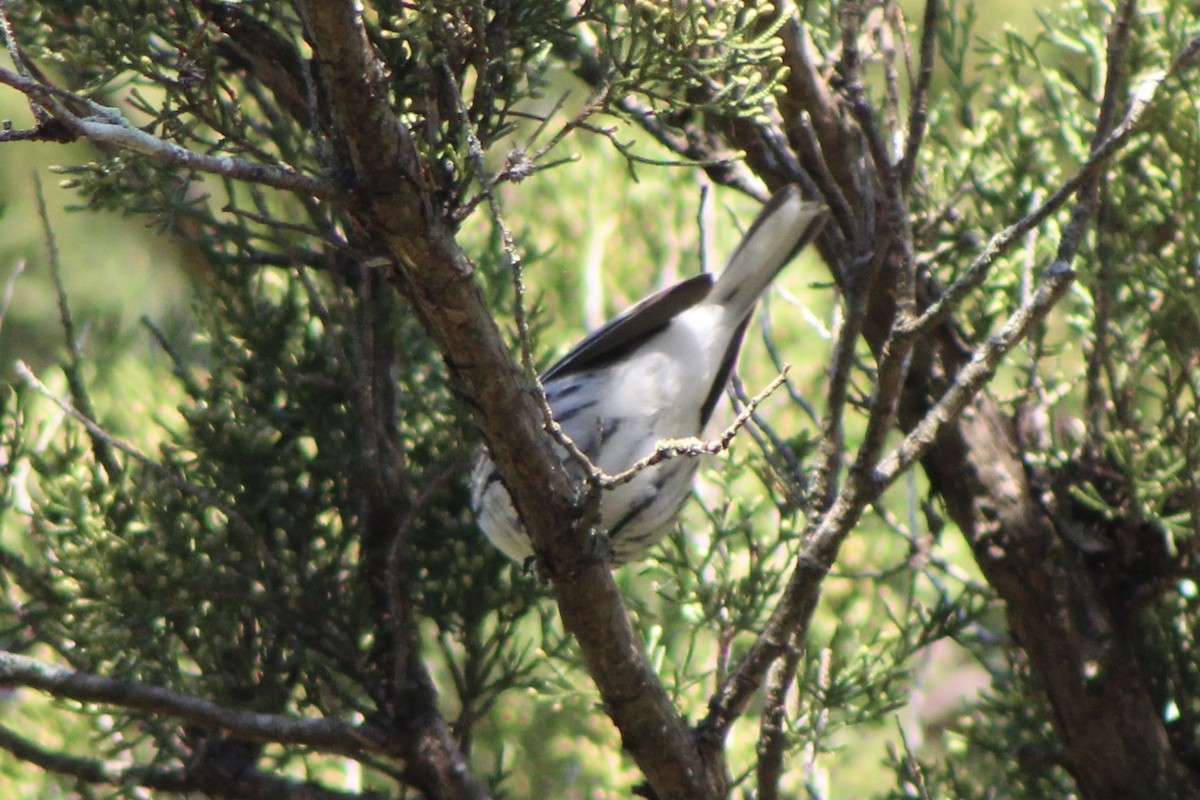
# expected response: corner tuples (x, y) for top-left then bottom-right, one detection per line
(471, 185), (828, 566)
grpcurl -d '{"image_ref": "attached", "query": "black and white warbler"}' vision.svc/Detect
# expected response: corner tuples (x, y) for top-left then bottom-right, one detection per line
(472, 186), (827, 565)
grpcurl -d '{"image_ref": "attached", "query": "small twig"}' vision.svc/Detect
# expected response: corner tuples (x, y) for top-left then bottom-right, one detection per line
(790, 108), (858, 256)
(0, 724), (187, 792)
(526, 84), (612, 167)
(758, 296), (819, 424)
(728, 373), (808, 511)
(223, 203), (341, 242)
(809, 251), (878, 515)
(600, 369), (790, 489)
(0, 2), (48, 126)
(141, 316), (207, 397)
(876, 6), (904, 169)
(893, 722), (936, 800)
(32, 170), (130, 484)
(438, 57), (536, 379)
(1073, 0), (1139, 457)
(838, 3), (896, 190)
(564, 25), (764, 198)
(439, 56), (604, 507)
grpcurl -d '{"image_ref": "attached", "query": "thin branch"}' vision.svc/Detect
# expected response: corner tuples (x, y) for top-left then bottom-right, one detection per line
(439, 55), (604, 521)
(755, 632), (801, 800)
(778, 17), (867, 252)
(0, 1), (49, 126)
(876, 6), (905, 169)
(0, 651), (383, 757)
(875, 261), (1076, 484)
(838, 2), (895, 190)
(561, 26), (764, 198)
(0, 724), (188, 791)
(899, 0), (939, 190)
(1071, 0), (1138, 456)
(1054, 0), (1137, 272)
(441, 58), (536, 385)
(0, 724), (381, 800)
(32, 170), (126, 483)
(728, 373), (808, 511)
(808, 250), (879, 515)
(600, 369), (791, 489)
(789, 108), (858, 252)
(0, 66), (335, 198)
(758, 296), (819, 424)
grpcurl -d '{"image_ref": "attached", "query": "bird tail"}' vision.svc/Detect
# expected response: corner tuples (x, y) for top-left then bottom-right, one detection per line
(709, 185), (828, 319)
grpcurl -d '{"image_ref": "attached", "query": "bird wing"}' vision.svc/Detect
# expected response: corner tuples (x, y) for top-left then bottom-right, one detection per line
(542, 272), (714, 381)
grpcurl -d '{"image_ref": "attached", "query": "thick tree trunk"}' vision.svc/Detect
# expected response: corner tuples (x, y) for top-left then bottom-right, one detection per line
(906, 362), (1198, 799)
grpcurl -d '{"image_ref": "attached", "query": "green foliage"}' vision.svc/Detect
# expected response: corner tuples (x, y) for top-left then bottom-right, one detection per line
(3, 0), (1200, 798)
(3, 255), (548, 791)
(589, 0), (789, 118)
(883, 0), (1200, 795)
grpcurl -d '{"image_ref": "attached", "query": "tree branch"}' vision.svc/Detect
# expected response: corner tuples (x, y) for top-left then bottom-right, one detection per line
(0, 66), (334, 198)
(898, 0), (940, 191)
(877, 260), (1076, 483)
(702, 248), (1075, 739)
(0, 651), (380, 756)
(754, 632), (801, 800)
(293, 3), (718, 799)
(0, 724), (380, 800)
(899, 16), (1200, 800)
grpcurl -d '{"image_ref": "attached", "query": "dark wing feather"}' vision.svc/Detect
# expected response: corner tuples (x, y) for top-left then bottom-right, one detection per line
(699, 314), (752, 426)
(542, 273), (714, 381)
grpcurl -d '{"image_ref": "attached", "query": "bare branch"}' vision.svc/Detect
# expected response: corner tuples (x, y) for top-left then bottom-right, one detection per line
(838, 3), (895, 191)
(755, 633), (801, 800)
(809, 249), (882, 515)
(778, 17), (866, 249)
(0, 651), (382, 757)
(876, 261), (1076, 484)
(0, 724), (379, 800)
(0, 66), (335, 198)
